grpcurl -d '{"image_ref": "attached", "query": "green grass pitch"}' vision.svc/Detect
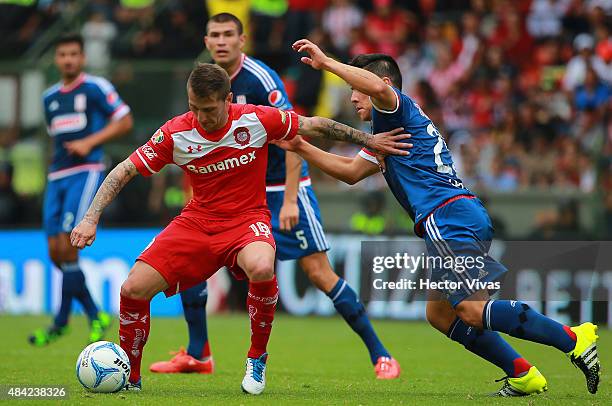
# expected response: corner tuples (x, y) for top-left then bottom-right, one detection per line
(0, 314), (608, 405)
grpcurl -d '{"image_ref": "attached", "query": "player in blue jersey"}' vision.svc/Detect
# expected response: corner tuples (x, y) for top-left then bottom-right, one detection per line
(30, 33), (133, 346)
(273, 39), (601, 396)
(149, 13), (401, 379)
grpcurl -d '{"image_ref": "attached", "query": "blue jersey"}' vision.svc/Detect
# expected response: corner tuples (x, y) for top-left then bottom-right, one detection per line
(230, 54), (309, 186)
(42, 73), (130, 176)
(360, 87), (473, 236)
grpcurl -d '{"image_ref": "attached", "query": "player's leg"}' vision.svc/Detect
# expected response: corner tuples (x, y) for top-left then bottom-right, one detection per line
(456, 294), (600, 394)
(272, 185), (399, 378)
(181, 282), (211, 361)
(236, 241), (278, 395)
(134, 215), (224, 389)
(298, 252), (400, 378)
(149, 280), (214, 374)
(61, 171), (111, 340)
(426, 293), (534, 381)
(30, 179), (72, 345)
(119, 260), (169, 389)
(424, 199), (547, 396)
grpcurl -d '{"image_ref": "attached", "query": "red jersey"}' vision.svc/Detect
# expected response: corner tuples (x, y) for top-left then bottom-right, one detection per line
(129, 104), (299, 219)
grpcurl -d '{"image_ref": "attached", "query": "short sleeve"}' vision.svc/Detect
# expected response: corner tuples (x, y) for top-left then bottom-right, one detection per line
(370, 85), (401, 115)
(91, 78), (131, 121)
(128, 126), (174, 177)
(256, 106), (299, 142)
(358, 148), (378, 165)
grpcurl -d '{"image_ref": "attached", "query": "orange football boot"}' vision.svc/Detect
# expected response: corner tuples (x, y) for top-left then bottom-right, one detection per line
(149, 348), (214, 374)
(375, 356), (401, 379)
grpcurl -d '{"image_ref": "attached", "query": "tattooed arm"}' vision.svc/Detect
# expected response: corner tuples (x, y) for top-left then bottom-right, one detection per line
(296, 115), (410, 156)
(70, 158), (139, 248)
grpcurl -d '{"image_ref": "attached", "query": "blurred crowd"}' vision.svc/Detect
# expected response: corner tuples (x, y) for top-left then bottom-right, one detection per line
(1, 0), (611, 236)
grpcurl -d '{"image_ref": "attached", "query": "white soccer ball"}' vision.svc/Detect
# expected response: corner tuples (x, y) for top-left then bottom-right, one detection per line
(76, 341), (130, 393)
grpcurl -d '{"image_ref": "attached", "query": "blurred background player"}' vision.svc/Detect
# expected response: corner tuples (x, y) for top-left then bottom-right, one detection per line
(278, 40), (600, 396)
(149, 13), (400, 379)
(29, 33), (133, 346)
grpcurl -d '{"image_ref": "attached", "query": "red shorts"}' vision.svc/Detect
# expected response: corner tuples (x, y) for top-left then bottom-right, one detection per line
(138, 210), (275, 297)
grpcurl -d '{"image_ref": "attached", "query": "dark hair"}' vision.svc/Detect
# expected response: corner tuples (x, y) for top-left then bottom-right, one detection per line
(207, 12), (243, 35)
(55, 33), (84, 51)
(348, 54), (402, 89)
(188, 63), (231, 100)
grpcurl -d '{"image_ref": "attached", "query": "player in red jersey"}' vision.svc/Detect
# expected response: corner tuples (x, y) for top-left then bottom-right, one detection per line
(70, 63), (409, 395)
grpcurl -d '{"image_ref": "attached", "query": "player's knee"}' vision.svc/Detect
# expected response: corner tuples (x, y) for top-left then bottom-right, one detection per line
(121, 278), (148, 300)
(455, 303), (483, 329)
(56, 239), (78, 263)
(247, 257), (275, 282)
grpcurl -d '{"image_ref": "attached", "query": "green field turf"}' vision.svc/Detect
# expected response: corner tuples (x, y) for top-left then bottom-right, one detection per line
(0, 314), (608, 405)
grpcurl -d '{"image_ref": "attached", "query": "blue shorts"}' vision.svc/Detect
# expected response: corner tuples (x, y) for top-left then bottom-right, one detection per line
(266, 185), (330, 261)
(422, 197), (507, 307)
(43, 170), (104, 236)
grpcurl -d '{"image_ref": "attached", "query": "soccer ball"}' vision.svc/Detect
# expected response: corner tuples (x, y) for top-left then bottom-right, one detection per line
(76, 341), (130, 393)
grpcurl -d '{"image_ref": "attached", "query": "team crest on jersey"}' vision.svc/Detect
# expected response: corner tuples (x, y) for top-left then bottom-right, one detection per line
(74, 94), (87, 112)
(151, 129), (164, 144)
(233, 126), (251, 146)
(106, 91), (118, 105)
(49, 100), (59, 112)
(236, 95), (247, 104)
(267, 89), (285, 107)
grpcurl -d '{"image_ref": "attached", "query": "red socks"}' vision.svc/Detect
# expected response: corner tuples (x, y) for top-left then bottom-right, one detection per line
(119, 294), (150, 383)
(513, 357), (533, 377)
(202, 341), (211, 359)
(247, 276), (278, 358)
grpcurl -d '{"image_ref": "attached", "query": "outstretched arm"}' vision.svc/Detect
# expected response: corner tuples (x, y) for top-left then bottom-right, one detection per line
(297, 115), (409, 156)
(70, 158), (139, 248)
(273, 136), (379, 185)
(293, 39), (397, 111)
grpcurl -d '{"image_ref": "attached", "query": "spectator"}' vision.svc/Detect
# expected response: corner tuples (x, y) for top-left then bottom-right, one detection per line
(322, 0), (363, 60)
(81, 11), (117, 72)
(574, 65), (611, 112)
(363, 0), (411, 58)
(527, 0), (572, 38)
(563, 33), (610, 91)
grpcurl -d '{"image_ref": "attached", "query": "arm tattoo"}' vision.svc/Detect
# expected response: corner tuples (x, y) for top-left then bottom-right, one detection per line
(318, 117), (371, 146)
(83, 159), (138, 224)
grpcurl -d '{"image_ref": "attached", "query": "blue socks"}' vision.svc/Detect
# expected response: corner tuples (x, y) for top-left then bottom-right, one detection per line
(181, 281), (210, 360)
(448, 317), (531, 377)
(327, 278), (390, 364)
(483, 300), (577, 353)
(54, 262), (98, 327)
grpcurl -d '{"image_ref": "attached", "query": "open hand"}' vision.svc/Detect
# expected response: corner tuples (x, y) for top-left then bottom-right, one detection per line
(292, 39), (330, 70)
(367, 128), (412, 156)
